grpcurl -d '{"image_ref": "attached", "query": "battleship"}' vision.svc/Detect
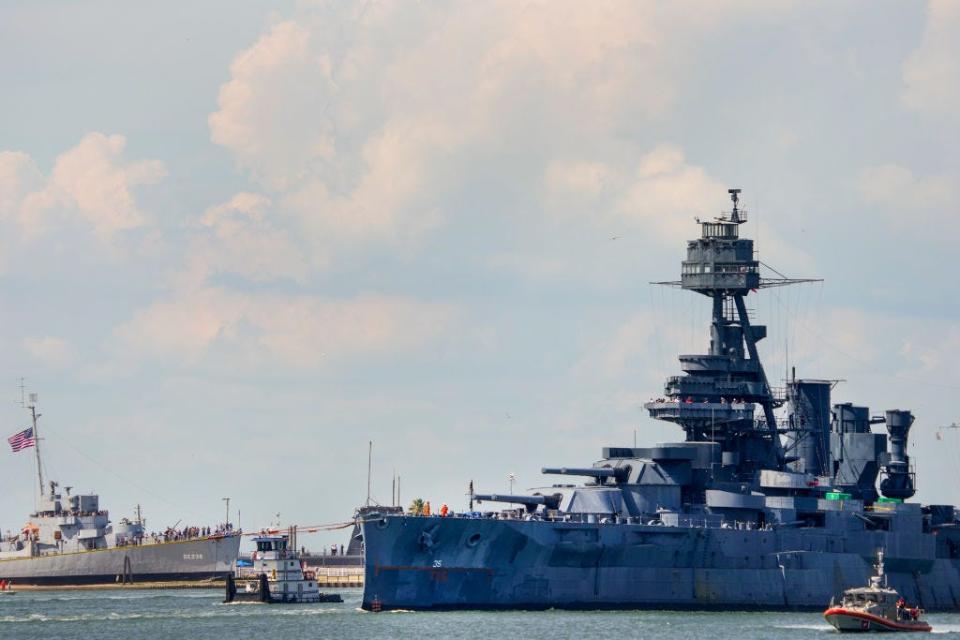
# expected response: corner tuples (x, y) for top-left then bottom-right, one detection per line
(359, 188), (960, 611)
(0, 394), (241, 585)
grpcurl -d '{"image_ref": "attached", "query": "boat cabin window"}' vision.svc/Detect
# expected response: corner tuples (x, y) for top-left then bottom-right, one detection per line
(255, 538), (288, 552)
(849, 593), (877, 604)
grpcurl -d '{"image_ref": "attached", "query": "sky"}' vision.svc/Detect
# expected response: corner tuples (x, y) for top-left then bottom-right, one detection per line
(0, 1), (958, 550)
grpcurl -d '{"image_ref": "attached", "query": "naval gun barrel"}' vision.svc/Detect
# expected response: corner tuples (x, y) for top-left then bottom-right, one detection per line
(473, 493), (562, 512)
(541, 467), (628, 481)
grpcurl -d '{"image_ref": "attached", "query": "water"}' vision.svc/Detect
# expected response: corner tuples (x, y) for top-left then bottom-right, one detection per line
(4, 588), (960, 639)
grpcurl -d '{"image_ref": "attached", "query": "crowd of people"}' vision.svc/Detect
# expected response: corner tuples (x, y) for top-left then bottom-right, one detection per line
(650, 396), (748, 405)
(143, 522), (236, 544)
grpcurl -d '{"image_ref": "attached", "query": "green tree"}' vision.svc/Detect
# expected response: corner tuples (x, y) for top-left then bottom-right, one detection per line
(408, 498), (425, 516)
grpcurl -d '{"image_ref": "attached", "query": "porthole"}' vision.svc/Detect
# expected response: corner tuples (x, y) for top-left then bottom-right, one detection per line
(466, 533), (482, 547)
(377, 518), (389, 530)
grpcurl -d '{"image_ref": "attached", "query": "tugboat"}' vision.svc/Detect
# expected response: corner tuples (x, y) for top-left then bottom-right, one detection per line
(824, 551), (931, 633)
(225, 533), (342, 604)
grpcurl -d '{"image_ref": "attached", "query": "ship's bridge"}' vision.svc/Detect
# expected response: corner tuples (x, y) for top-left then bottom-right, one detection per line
(253, 535), (288, 553)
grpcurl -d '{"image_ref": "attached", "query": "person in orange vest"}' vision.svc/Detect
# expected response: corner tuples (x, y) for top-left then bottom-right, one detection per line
(440, 503), (449, 517)
(423, 501), (431, 516)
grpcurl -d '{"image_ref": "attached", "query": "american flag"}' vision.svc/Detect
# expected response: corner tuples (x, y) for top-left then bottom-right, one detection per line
(7, 427), (36, 453)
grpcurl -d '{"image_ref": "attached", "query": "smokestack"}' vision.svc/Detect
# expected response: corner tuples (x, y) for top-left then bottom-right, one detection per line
(880, 409), (916, 500)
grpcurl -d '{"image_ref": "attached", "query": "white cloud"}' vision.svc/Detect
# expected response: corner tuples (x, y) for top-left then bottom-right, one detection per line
(0, 151), (43, 218)
(543, 145), (812, 273)
(903, 0), (960, 116)
(544, 161), (611, 197)
(183, 191), (311, 285)
(22, 336), (73, 367)
(857, 164), (955, 209)
(200, 191), (270, 226)
(209, 21), (334, 191)
(207, 2), (780, 255)
(279, 117), (457, 244)
(1, 133), (165, 241)
(543, 145), (727, 237)
(114, 288), (456, 370)
(576, 311), (660, 381)
(616, 145), (731, 243)
(855, 164), (957, 235)
(545, 145), (738, 239)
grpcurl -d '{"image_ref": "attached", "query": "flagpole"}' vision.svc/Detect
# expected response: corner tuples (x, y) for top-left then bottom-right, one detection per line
(29, 394), (44, 497)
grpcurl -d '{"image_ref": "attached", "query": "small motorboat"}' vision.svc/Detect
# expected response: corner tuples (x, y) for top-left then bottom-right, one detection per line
(225, 533), (342, 604)
(0, 580), (15, 595)
(824, 550), (931, 633)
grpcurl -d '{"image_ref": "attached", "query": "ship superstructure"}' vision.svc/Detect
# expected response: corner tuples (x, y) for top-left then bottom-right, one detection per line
(359, 189), (960, 611)
(0, 394), (240, 584)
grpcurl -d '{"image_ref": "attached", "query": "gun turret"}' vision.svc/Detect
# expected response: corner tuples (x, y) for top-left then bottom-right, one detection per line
(473, 493), (562, 513)
(541, 467), (629, 482)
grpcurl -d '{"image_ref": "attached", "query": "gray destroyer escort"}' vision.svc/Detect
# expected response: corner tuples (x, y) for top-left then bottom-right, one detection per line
(0, 395), (240, 585)
(360, 189), (960, 611)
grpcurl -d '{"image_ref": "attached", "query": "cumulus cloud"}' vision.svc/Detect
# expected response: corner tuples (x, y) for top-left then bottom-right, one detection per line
(0, 133), (165, 241)
(539, 145), (812, 277)
(617, 146), (731, 242)
(207, 2), (779, 256)
(22, 336), (73, 367)
(902, 0), (960, 116)
(0, 151), (44, 217)
(857, 164), (955, 209)
(575, 311), (661, 381)
(855, 164), (957, 234)
(114, 288), (455, 369)
(182, 191), (312, 285)
(209, 21), (333, 191)
(544, 145), (727, 241)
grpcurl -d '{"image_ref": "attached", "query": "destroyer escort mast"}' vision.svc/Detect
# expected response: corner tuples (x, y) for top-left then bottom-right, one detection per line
(360, 189), (960, 611)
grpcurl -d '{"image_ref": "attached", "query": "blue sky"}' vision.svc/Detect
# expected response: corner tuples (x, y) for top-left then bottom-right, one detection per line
(1, 1), (957, 549)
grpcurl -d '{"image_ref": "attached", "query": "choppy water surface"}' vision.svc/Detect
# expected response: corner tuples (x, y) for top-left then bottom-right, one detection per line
(4, 588), (960, 640)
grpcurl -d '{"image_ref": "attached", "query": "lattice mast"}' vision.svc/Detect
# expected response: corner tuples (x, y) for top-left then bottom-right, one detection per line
(648, 189), (818, 472)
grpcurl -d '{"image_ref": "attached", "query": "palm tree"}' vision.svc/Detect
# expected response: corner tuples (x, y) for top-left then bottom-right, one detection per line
(408, 498), (425, 516)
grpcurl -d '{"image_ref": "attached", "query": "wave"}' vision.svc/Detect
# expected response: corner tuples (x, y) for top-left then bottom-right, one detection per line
(1, 604), (345, 624)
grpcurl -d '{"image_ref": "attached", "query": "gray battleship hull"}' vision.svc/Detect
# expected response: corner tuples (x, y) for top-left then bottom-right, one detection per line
(0, 534), (241, 585)
(361, 516), (960, 611)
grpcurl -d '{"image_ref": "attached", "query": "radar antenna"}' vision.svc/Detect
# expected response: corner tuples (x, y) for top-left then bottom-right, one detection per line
(728, 188), (742, 223)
